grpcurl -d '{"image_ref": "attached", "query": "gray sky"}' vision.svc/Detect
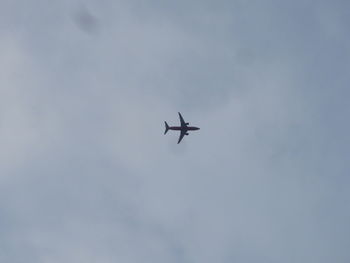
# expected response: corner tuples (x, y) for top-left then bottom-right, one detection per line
(1, 0), (350, 262)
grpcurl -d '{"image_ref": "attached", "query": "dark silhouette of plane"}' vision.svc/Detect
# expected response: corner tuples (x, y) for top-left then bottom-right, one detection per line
(164, 112), (200, 144)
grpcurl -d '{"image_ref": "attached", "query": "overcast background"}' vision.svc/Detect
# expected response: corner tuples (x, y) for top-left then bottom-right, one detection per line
(1, 0), (350, 262)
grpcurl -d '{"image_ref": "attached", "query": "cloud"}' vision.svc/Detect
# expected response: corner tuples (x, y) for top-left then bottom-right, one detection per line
(0, 1), (350, 262)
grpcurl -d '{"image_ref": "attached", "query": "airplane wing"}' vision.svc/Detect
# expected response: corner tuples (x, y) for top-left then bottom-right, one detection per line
(177, 129), (186, 144)
(178, 112), (186, 128)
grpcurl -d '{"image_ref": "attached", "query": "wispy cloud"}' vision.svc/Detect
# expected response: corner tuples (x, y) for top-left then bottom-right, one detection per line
(0, 1), (349, 262)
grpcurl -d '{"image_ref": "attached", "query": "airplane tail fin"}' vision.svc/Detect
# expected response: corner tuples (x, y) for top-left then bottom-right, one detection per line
(164, 121), (170, 134)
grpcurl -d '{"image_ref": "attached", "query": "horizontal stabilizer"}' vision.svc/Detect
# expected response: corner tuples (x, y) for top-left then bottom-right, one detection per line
(164, 121), (170, 134)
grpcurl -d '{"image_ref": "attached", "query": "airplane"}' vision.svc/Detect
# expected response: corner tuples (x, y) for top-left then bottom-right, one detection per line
(164, 112), (200, 144)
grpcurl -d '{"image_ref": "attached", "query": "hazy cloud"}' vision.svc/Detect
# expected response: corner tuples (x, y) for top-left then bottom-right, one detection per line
(1, 0), (349, 262)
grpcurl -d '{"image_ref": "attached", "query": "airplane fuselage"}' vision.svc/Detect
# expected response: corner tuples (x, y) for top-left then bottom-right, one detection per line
(169, 126), (200, 131)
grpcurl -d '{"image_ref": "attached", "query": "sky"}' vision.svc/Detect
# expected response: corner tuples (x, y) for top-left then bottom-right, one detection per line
(1, 0), (350, 262)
